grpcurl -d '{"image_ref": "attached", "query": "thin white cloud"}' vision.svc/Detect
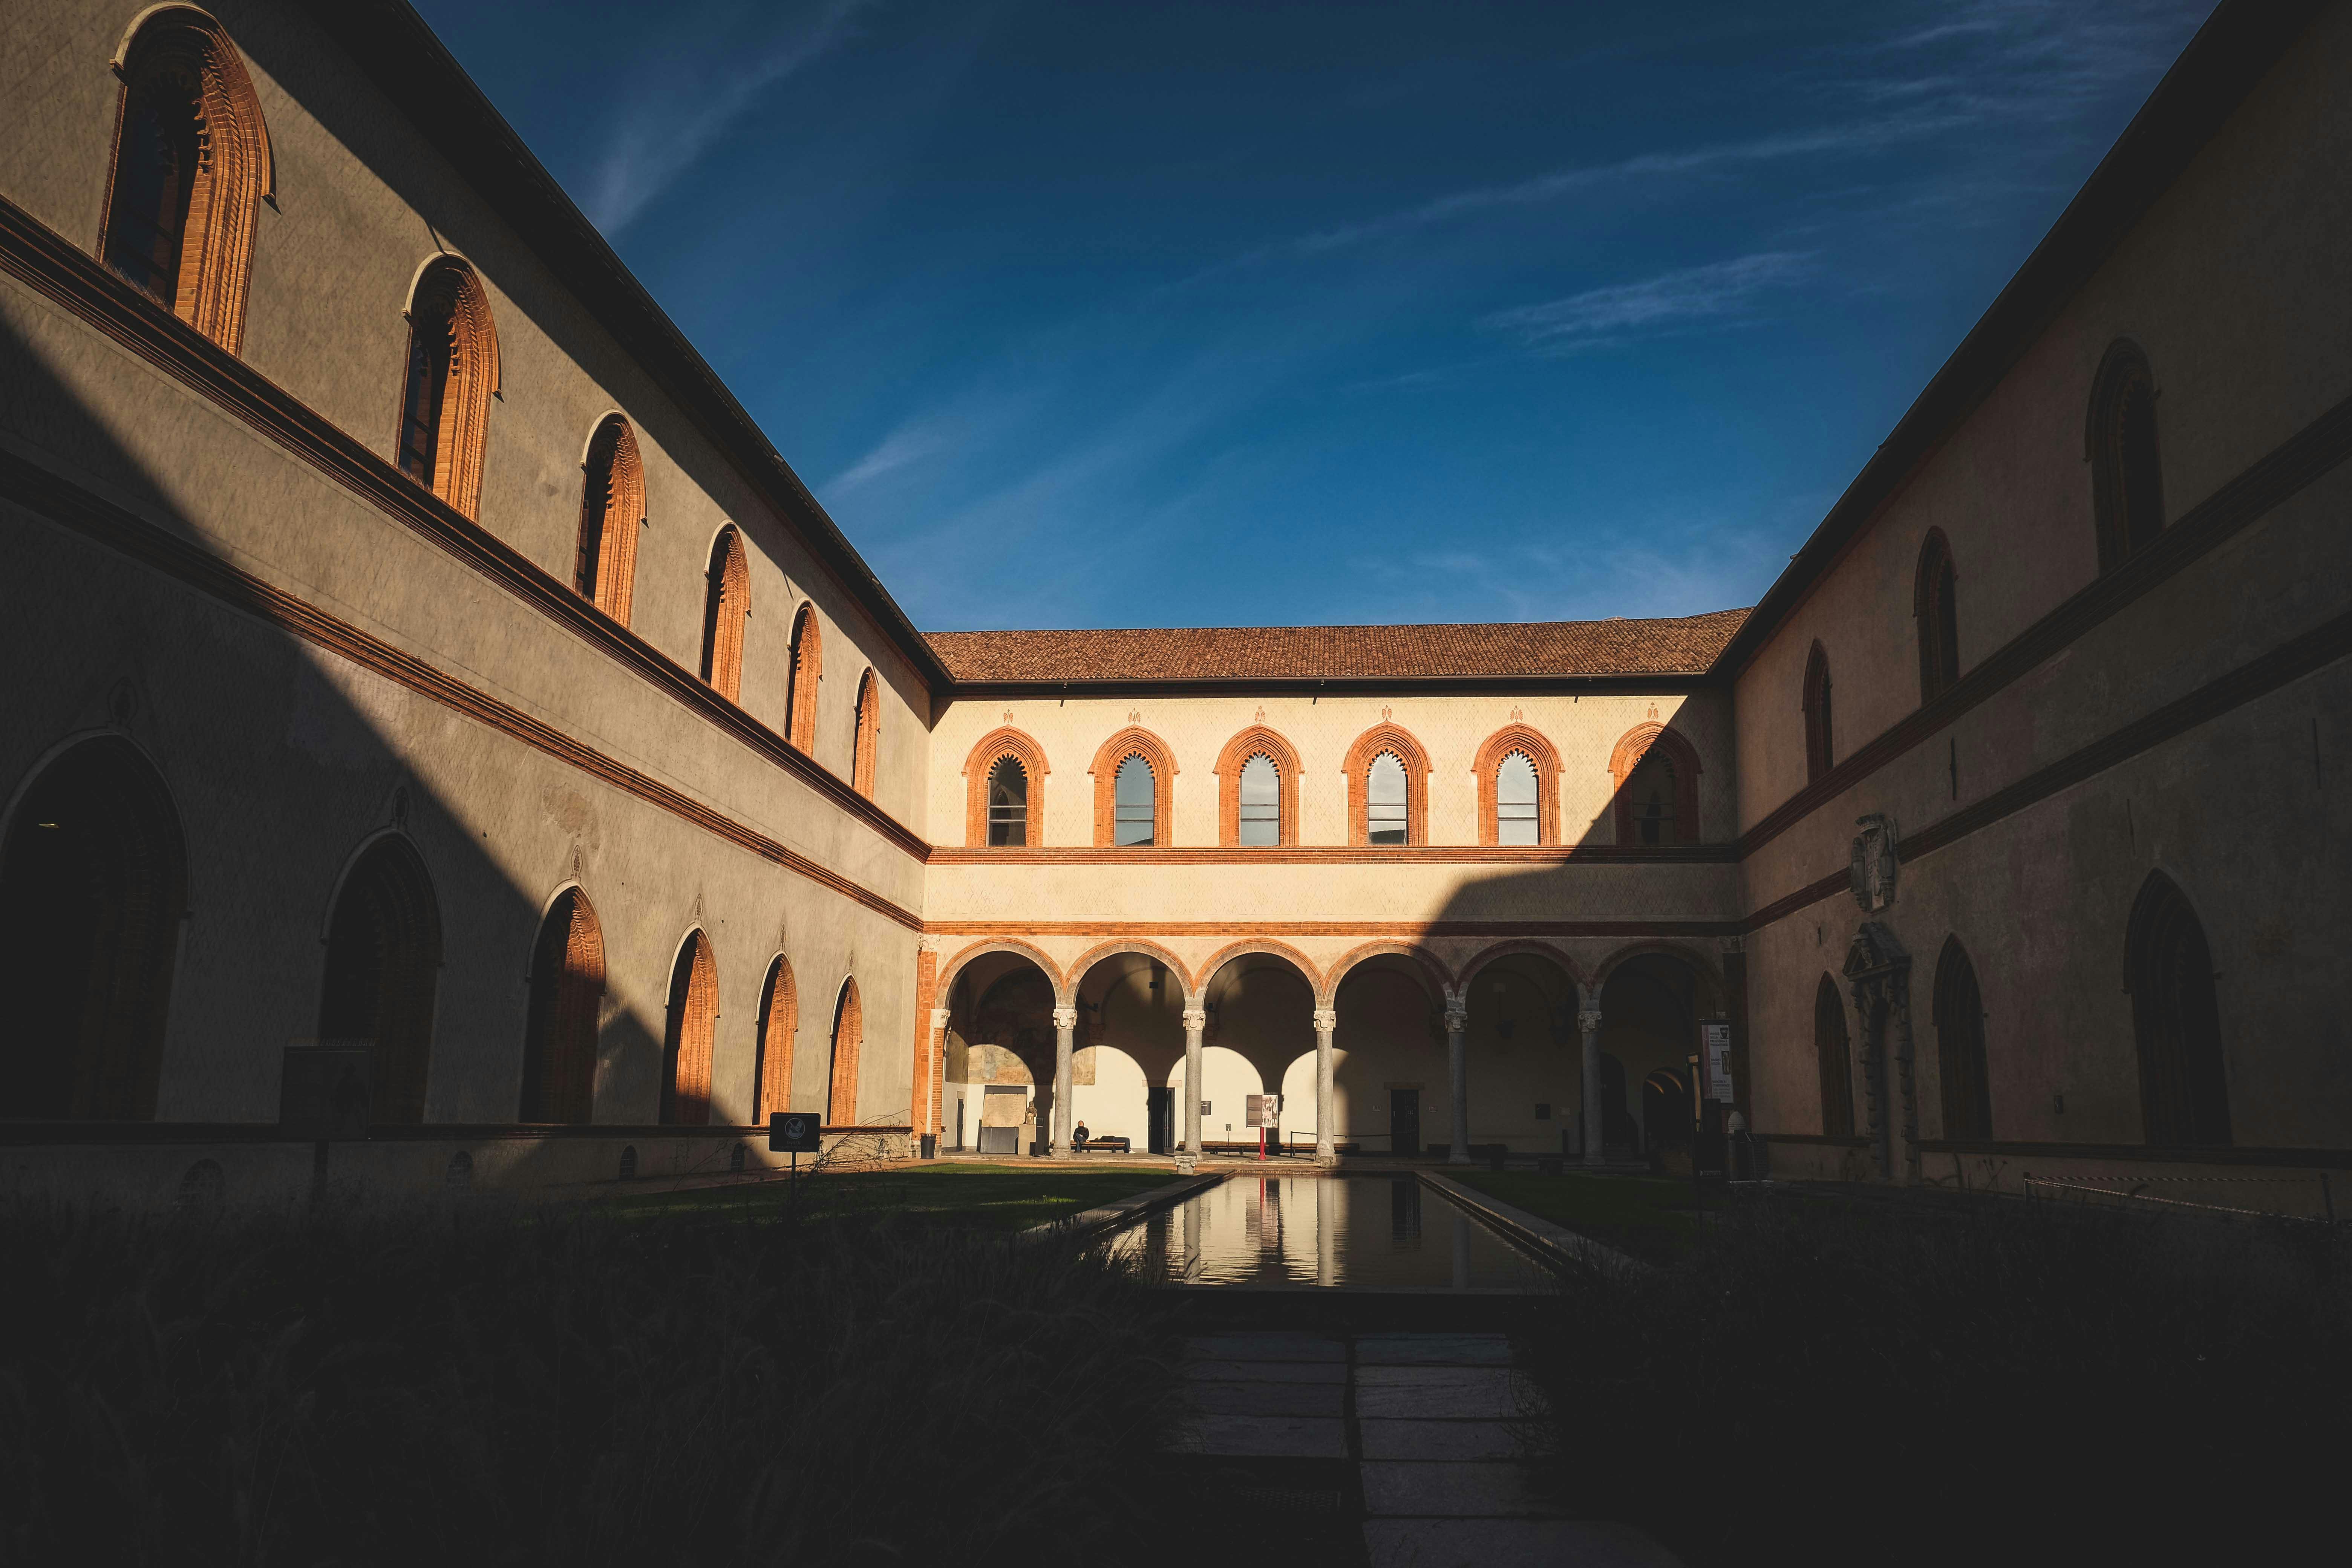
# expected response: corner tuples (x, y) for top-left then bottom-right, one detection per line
(1483, 252), (1815, 353)
(586, 0), (878, 234)
(828, 418), (951, 493)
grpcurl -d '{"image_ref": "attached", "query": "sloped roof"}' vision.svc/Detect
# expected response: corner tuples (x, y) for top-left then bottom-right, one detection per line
(926, 608), (1750, 684)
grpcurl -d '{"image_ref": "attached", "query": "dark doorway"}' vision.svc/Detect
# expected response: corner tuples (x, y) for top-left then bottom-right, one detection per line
(318, 836), (441, 1125)
(2127, 872), (2230, 1145)
(1147, 1085), (1173, 1153)
(521, 888), (603, 1123)
(1600, 1054), (1635, 1155)
(0, 737), (186, 1120)
(1389, 1087), (1421, 1158)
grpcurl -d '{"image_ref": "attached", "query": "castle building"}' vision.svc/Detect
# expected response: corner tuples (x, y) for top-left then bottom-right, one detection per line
(2, 0), (2346, 1209)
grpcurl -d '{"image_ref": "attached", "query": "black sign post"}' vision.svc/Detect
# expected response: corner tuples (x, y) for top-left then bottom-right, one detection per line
(770, 1111), (821, 1216)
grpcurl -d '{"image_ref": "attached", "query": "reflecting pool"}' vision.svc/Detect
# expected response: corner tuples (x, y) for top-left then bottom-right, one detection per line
(1109, 1174), (1554, 1291)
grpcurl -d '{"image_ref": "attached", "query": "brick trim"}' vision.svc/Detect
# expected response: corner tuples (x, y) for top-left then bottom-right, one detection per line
(908, 944), (937, 1135)
(826, 977), (862, 1125)
(850, 667), (878, 797)
(754, 955), (796, 1122)
(787, 602), (823, 753)
(521, 886), (603, 1123)
(962, 727), (1049, 846)
(577, 415), (642, 627)
(1342, 722), (1431, 846)
(660, 930), (718, 1125)
(938, 937), (1069, 1003)
(699, 524), (749, 701)
(1068, 938), (1197, 1002)
(1213, 725), (1301, 846)
(1607, 723), (1701, 846)
(1471, 724), (1561, 846)
(1088, 726), (1177, 846)
(1328, 940), (1454, 1003)
(399, 255), (499, 521)
(1198, 938), (1327, 1005)
(101, 7), (272, 355)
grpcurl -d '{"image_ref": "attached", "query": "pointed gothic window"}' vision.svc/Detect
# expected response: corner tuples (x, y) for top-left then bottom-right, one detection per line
(1113, 755), (1155, 846)
(1238, 754), (1280, 846)
(1367, 752), (1409, 845)
(1495, 752), (1539, 845)
(1802, 642), (1834, 782)
(988, 756), (1029, 846)
(2090, 341), (2164, 573)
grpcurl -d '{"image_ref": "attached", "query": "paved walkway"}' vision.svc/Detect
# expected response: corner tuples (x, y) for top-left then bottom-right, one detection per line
(1168, 1328), (1682, 1566)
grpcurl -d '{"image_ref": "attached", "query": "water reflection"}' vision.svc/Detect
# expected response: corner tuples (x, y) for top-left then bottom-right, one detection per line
(1112, 1175), (1552, 1291)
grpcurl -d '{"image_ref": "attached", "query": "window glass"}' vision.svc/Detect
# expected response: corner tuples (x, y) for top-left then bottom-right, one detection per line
(1367, 752), (1408, 845)
(1623, 750), (1677, 846)
(1239, 754), (1280, 846)
(1113, 755), (1154, 846)
(987, 756), (1028, 846)
(1496, 752), (1539, 845)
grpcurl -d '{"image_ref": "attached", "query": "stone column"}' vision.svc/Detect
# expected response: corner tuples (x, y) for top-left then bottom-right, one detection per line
(1182, 1006), (1207, 1157)
(1445, 994), (1470, 1165)
(1579, 1006), (1605, 1167)
(1051, 1005), (1076, 1159)
(1312, 1006), (1338, 1164)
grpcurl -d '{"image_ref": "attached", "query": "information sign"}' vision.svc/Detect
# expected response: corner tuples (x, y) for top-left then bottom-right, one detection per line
(769, 1111), (822, 1153)
(1703, 1023), (1735, 1104)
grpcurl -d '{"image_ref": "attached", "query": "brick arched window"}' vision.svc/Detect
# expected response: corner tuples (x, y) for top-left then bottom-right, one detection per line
(827, 977), (863, 1125)
(963, 728), (1048, 846)
(1344, 723), (1431, 846)
(101, 6), (273, 352)
(753, 955), (797, 1120)
(786, 602), (823, 752)
(660, 930), (718, 1125)
(0, 737), (186, 1120)
(317, 835), (441, 1126)
(1089, 727), (1176, 847)
(850, 669), (879, 798)
(575, 415), (643, 626)
(1215, 726), (1301, 847)
(1802, 642), (1834, 782)
(700, 525), (749, 702)
(395, 255), (499, 520)
(2126, 871), (2229, 1145)
(1607, 724), (1701, 846)
(1815, 973), (1853, 1139)
(1932, 936), (1991, 1141)
(1472, 725), (1560, 846)
(1914, 528), (1960, 704)
(520, 887), (603, 1123)
(2089, 339), (2164, 574)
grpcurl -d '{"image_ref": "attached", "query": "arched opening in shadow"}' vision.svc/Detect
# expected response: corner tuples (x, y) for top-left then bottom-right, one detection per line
(2090, 339), (2164, 572)
(1802, 642), (1834, 782)
(752, 955), (798, 1121)
(396, 256), (499, 518)
(318, 835), (441, 1125)
(1332, 953), (1447, 1157)
(521, 888), (603, 1123)
(943, 955), (1057, 1153)
(1933, 937), (1992, 1140)
(660, 931), (717, 1125)
(1914, 528), (1960, 703)
(827, 977), (864, 1127)
(1598, 952), (1706, 1159)
(700, 526), (749, 702)
(1073, 949), (1186, 1151)
(850, 669), (879, 797)
(1459, 947), (1580, 1156)
(1199, 951), (1318, 1152)
(2127, 872), (2229, 1145)
(1643, 1069), (1691, 1171)
(1815, 972), (1854, 1139)
(1607, 725), (1700, 847)
(0, 737), (186, 1119)
(575, 415), (643, 625)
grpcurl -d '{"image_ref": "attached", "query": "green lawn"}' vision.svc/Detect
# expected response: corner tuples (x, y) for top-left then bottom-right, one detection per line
(606, 1161), (1179, 1231)
(1447, 1169), (1704, 1264)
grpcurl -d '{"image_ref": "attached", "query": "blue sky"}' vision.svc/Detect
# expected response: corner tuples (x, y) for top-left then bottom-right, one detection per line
(412, 0), (2213, 632)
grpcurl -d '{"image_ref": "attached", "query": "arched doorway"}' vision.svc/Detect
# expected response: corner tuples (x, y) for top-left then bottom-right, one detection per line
(1071, 948), (1188, 1152)
(1643, 1069), (1692, 1172)
(318, 835), (442, 1125)
(941, 954), (1058, 1153)
(0, 738), (187, 1119)
(1597, 951), (1710, 1160)
(1331, 952), (1446, 1158)
(520, 888), (603, 1123)
(1459, 946), (1581, 1159)
(2127, 873), (2229, 1145)
(660, 931), (717, 1125)
(1199, 949), (1318, 1154)
(827, 978), (864, 1127)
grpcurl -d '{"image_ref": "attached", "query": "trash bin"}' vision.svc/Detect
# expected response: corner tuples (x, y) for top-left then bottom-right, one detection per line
(919, 1133), (938, 1161)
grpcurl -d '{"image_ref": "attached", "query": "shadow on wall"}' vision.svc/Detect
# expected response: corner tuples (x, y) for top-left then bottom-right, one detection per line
(0, 276), (764, 1202)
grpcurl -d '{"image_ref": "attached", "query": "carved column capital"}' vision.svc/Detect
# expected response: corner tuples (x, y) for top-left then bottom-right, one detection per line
(1443, 1004), (1469, 1035)
(1577, 1008), (1603, 1034)
(1312, 1007), (1337, 1033)
(1181, 1007), (1208, 1032)
(1051, 1006), (1078, 1031)
(918, 934), (942, 955)
(928, 1008), (951, 1034)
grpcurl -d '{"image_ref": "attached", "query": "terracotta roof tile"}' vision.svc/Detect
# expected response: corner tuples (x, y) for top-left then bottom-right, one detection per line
(926, 608), (1750, 683)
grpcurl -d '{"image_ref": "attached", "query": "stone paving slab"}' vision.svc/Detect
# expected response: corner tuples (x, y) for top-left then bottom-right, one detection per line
(1165, 1413), (1349, 1459)
(1182, 1333), (1348, 1362)
(1357, 1418), (1528, 1462)
(1364, 1519), (1684, 1566)
(1354, 1366), (1537, 1419)
(1354, 1332), (1515, 1366)
(1358, 1461), (1555, 1518)
(1181, 1359), (1348, 1384)
(1183, 1379), (1348, 1417)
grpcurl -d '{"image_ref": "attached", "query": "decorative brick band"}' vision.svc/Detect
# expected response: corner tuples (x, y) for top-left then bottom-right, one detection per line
(788, 601), (823, 753)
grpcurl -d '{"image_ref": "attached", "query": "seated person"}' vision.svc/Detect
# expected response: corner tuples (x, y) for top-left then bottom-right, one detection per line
(1072, 1121), (1091, 1150)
